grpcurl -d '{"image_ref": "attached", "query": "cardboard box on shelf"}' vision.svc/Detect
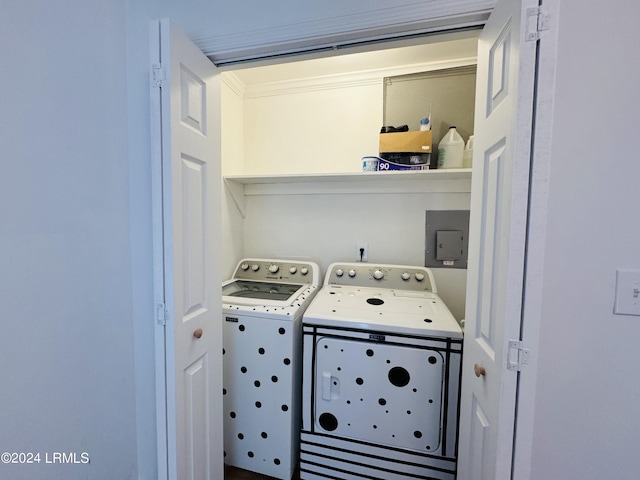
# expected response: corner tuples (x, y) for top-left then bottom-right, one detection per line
(379, 130), (432, 154)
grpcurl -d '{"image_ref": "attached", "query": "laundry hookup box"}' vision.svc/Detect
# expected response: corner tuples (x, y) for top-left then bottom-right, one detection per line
(378, 130), (433, 169)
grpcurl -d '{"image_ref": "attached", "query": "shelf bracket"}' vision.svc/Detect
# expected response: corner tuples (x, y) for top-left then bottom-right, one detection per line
(223, 178), (246, 219)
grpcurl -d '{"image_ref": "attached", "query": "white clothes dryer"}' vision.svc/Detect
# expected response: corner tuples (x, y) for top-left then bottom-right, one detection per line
(300, 263), (462, 480)
(222, 258), (320, 480)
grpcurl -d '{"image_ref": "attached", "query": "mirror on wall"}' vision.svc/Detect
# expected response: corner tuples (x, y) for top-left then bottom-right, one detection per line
(383, 65), (477, 165)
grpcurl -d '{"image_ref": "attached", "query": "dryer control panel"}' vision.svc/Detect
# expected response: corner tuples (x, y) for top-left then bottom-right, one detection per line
(232, 258), (319, 285)
(325, 262), (436, 293)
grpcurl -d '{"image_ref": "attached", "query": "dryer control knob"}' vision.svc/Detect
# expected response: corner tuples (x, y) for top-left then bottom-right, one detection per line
(415, 272), (425, 281)
(251, 264), (260, 272)
(373, 269), (384, 280)
(269, 264), (279, 273)
(348, 269), (356, 278)
(240, 263), (249, 271)
(301, 267), (309, 275)
(289, 266), (297, 274)
(335, 268), (344, 277)
(401, 272), (411, 281)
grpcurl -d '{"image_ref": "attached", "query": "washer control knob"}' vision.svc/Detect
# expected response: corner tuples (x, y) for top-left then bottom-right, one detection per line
(415, 272), (425, 281)
(289, 266), (297, 274)
(251, 264), (260, 272)
(240, 263), (249, 271)
(373, 269), (384, 280)
(335, 268), (344, 277)
(348, 269), (356, 278)
(401, 272), (411, 281)
(300, 267), (309, 275)
(268, 264), (279, 273)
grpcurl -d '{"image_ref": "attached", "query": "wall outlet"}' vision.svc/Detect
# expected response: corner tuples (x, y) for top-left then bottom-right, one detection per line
(356, 243), (368, 262)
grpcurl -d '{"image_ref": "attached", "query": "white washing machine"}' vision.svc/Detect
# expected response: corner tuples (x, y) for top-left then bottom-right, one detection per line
(300, 263), (463, 480)
(222, 258), (320, 480)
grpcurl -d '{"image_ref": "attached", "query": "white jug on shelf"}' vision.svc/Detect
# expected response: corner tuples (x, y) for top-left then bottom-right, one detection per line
(437, 126), (464, 169)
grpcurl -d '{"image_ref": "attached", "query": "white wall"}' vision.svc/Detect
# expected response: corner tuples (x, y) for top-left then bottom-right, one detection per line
(0, 1), (137, 479)
(526, 1), (640, 478)
(243, 82), (382, 174)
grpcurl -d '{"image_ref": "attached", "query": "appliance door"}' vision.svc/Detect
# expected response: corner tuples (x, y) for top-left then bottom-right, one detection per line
(313, 336), (445, 453)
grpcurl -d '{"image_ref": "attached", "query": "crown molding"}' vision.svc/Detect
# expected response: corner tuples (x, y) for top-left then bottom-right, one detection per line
(236, 57), (477, 99)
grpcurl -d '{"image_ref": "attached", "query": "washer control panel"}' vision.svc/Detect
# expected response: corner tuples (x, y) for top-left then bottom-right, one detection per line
(326, 262), (436, 292)
(233, 258), (318, 284)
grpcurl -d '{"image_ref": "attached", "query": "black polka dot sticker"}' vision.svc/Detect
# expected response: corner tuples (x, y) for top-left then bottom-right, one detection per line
(366, 349), (374, 357)
(388, 366), (410, 387)
(278, 327), (285, 335)
(271, 375), (278, 383)
(239, 325), (245, 332)
(261, 432), (268, 439)
(283, 358), (291, 365)
(274, 458), (281, 465)
(319, 412), (338, 431)
(258, 347), (265, 355)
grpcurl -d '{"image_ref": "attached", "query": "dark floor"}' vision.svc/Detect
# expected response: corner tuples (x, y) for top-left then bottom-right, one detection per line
(225, 465), (300, 480)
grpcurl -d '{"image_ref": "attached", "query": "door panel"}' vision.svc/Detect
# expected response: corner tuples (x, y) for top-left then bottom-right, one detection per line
(151, 19), (223, 480)
(457, 0), (538, 478)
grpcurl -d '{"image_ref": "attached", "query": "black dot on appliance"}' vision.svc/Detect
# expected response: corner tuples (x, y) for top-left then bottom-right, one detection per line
(254, 380), (261, 387)
(255, 401), (262, 408)
(230, 412), (236, 418)
(366, 349), (374, 357)
(281, 404), (289, 411)
(367, 298), (384, 306)
(414, 430), (423, 438)
(278, 327), (286, 334)
(237, 433), (244, 440)
(283, 358), (291, 365)
(428, 356), (437, 364)
(239, 325), (245, 331)
(356, 377), (364, 385)
(388, 366), (411, 387)
(258, 347), (265, 354)
(240, 366), (247, 373)
(271, 375), (278, 383)
(319, 412), (338, 431)
(274, 458), (281, 465)
(424, 318), (433, 323)
(378, 398), (387, 406)
(261, 432), (268, 439)
(248, 451), (254, 458)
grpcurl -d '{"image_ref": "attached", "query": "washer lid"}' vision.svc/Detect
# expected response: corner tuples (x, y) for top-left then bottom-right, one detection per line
(222, 279), (304, 303)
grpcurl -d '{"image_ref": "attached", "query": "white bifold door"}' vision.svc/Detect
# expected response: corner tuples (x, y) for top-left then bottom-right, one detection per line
(150, 19), (223, 480)
(457, 0), (539, 479)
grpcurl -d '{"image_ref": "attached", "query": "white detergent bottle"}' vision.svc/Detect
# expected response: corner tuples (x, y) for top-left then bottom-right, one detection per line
(463, 134), (474, 168)
(437, 126), (464, 169)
